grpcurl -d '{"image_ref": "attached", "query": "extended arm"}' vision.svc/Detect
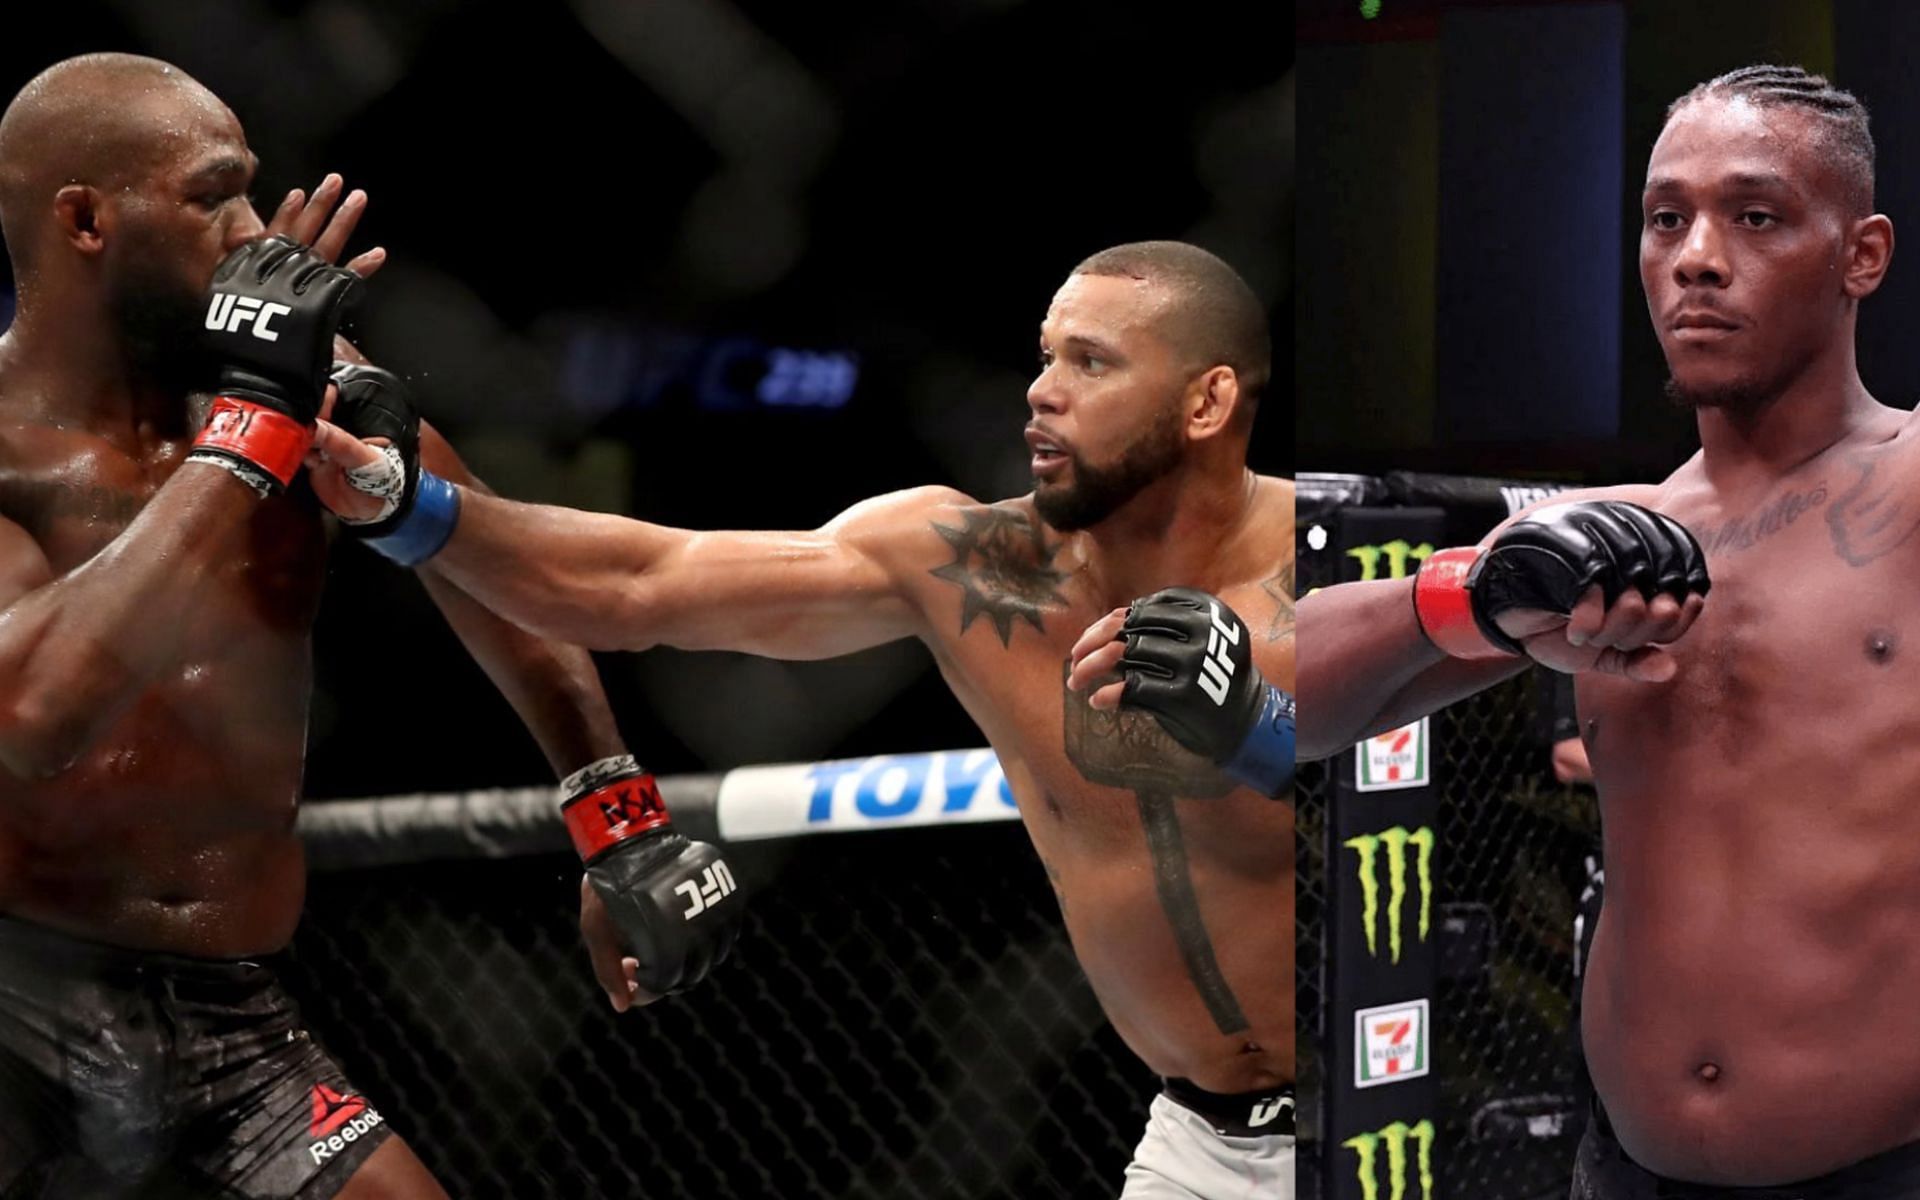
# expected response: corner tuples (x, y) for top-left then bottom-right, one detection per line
(306, 415), (956, 661)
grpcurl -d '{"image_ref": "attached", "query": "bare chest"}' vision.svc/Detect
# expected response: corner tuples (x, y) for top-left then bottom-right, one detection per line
(0, 434), (328, 623)
(1580, 477), (1920, 756)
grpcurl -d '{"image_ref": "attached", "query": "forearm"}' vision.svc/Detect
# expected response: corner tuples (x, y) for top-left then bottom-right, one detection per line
(0, 466), (260, 776)
(415, 568), (628, 773)
(1295, 578), (1526, 759)
(428, 489), (683, 653)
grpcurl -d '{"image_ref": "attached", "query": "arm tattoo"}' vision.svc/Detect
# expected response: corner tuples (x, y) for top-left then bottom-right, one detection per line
(929, 507), (1070, 646)
(1263, 562), (1294, 644)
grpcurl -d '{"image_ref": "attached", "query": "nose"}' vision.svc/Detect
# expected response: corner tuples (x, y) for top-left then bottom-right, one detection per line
(1674, 216), (1729, 288)
(225, 201), (267, 251)
(1027, 362), (1064, 417)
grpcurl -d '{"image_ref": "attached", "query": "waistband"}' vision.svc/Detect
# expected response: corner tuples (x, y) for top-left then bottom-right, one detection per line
(1162, 1077), (1294, 1137)
(1591, 1098), (1920, 1197)
(0, 912), (274, 985)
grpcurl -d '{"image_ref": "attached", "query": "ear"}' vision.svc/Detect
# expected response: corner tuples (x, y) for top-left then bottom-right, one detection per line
(52, 185), (108, 257)
(1843, 212), (1894, 300)
(1184, 366), (1242, 441)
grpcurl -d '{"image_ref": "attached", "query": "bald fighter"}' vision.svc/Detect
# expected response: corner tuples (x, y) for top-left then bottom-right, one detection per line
(0, 53), (733, 1199)
(307, 241), (1293, 1198)
(1299, 65), (1920, 1196)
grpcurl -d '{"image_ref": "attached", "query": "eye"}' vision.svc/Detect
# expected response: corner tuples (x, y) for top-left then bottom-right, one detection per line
(1082, 354), (1105, 373)
(1648, 210), (1685, 231)
(1037, 348), (1054, 369)
(1737, 210), (1777, 228)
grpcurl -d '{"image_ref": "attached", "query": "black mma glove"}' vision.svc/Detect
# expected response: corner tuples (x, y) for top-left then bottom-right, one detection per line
(1113, 587), (1294, 797)
(325, 362), (461, 565)
(328, 362), (420, 536)
(189, 236), (359, 493)
(1414, 500), (1710, 659)
(563, 755), (742, 996)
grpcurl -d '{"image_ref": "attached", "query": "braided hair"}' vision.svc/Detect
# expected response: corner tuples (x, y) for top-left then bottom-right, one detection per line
(1666, 65), (1875, 215)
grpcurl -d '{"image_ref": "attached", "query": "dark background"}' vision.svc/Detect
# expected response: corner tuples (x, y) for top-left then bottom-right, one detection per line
(0, 0), (1290, 797)
(1298, 0), (1920, 483)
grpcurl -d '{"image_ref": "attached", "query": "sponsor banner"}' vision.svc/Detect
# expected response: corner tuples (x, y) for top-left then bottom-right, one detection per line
(1344, 1118), (1436, 1200)
(1356, 719), (1429, 792)
(715, 749), (1018, 841)
(1344, 823), (1435, 965)
(1355, 999), (1430, 1089)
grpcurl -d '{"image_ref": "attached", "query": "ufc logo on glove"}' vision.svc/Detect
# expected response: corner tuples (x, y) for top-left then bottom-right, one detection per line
(1198, 601), (1241, 706)
(205, 292), (292, 342)
(675, 861), (738, 920)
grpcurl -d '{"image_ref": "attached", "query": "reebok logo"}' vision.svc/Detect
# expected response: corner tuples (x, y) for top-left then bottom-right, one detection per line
(306, 1084), (385, 1165)
(206, 292), (292, 342)
(1198, 601), (1240, 706)
(674, 860), (738, 919)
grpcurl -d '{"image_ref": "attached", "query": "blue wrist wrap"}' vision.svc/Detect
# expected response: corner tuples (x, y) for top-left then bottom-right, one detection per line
(1223, 684), (1295, 798)
(366, 471), (460, 567)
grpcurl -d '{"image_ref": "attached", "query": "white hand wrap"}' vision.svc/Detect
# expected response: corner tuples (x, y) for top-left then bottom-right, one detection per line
(340, 443), (407, 525)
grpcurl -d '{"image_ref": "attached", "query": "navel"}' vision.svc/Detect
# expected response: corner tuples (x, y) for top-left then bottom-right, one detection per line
(1867, 629), (1898, 665)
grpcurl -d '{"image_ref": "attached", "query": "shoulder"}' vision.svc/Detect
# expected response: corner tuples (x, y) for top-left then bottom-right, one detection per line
(821, 485), (981, 533)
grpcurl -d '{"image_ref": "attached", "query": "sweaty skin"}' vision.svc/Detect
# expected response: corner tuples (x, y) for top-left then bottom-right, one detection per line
(0, 76), (625, 1200)
(419, 479), (1295, 1092)
(311, 256), (1293, 1091)
(1299, 88), (1918, 1185)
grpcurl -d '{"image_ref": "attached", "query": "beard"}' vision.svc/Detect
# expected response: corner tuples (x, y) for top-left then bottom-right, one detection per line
(109, 253), (214, 393)
(1663, 372), (1779, 412)
(1032, 405), (1185, 532)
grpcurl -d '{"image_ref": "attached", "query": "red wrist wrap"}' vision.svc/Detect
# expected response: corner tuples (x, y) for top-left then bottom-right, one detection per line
(1413, 546), (1516, 660)
(192, 397), (312, 488)
(561, 772), (671, 864)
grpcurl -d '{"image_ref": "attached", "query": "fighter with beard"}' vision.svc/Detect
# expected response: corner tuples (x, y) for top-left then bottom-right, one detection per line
(303, 240), (1296, 1198)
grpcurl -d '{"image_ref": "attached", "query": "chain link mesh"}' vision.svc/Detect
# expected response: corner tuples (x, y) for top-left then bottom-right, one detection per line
(1296, 545), (1599, 1200)
(279, 824), (1157, 1199)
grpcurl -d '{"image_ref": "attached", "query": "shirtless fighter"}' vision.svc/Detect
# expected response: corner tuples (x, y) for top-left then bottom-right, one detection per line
(1297, 65), (1920, 1196)
(304, 240), (1294, 1198)
(0, 54), (734, 1198)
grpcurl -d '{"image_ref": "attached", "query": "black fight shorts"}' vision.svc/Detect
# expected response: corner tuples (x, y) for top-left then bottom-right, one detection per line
(1574, 1099), (1920, 1200)
(0, 915), (394, 1198)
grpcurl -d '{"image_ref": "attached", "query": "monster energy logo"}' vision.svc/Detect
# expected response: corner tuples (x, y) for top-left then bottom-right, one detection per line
(1345, 1119), (1435, 1200)
(1345, 826), (1434, 963)
(1346, 539), (1433, 582)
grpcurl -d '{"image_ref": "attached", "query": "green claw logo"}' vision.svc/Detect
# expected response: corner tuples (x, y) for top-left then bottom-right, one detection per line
(1345, 539), (1433, 582)
(1345, 826), (1434, 963)
(1345, 1119), (1435, 1200)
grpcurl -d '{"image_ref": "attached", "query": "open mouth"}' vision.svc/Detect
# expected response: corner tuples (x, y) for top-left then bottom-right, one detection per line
(1026, 428), (1069, 476)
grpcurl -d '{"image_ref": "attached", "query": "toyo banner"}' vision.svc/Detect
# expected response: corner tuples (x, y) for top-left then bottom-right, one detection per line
(715, 749), (1019, 841)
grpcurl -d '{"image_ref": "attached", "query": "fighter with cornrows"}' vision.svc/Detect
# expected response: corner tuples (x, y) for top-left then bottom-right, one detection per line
(1300, 65), (1920, 1196)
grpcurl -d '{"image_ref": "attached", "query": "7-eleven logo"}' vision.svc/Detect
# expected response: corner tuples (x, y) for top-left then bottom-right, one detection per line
(1356, 718), (1428, 792)
(1355, 998), (1430, 1089)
